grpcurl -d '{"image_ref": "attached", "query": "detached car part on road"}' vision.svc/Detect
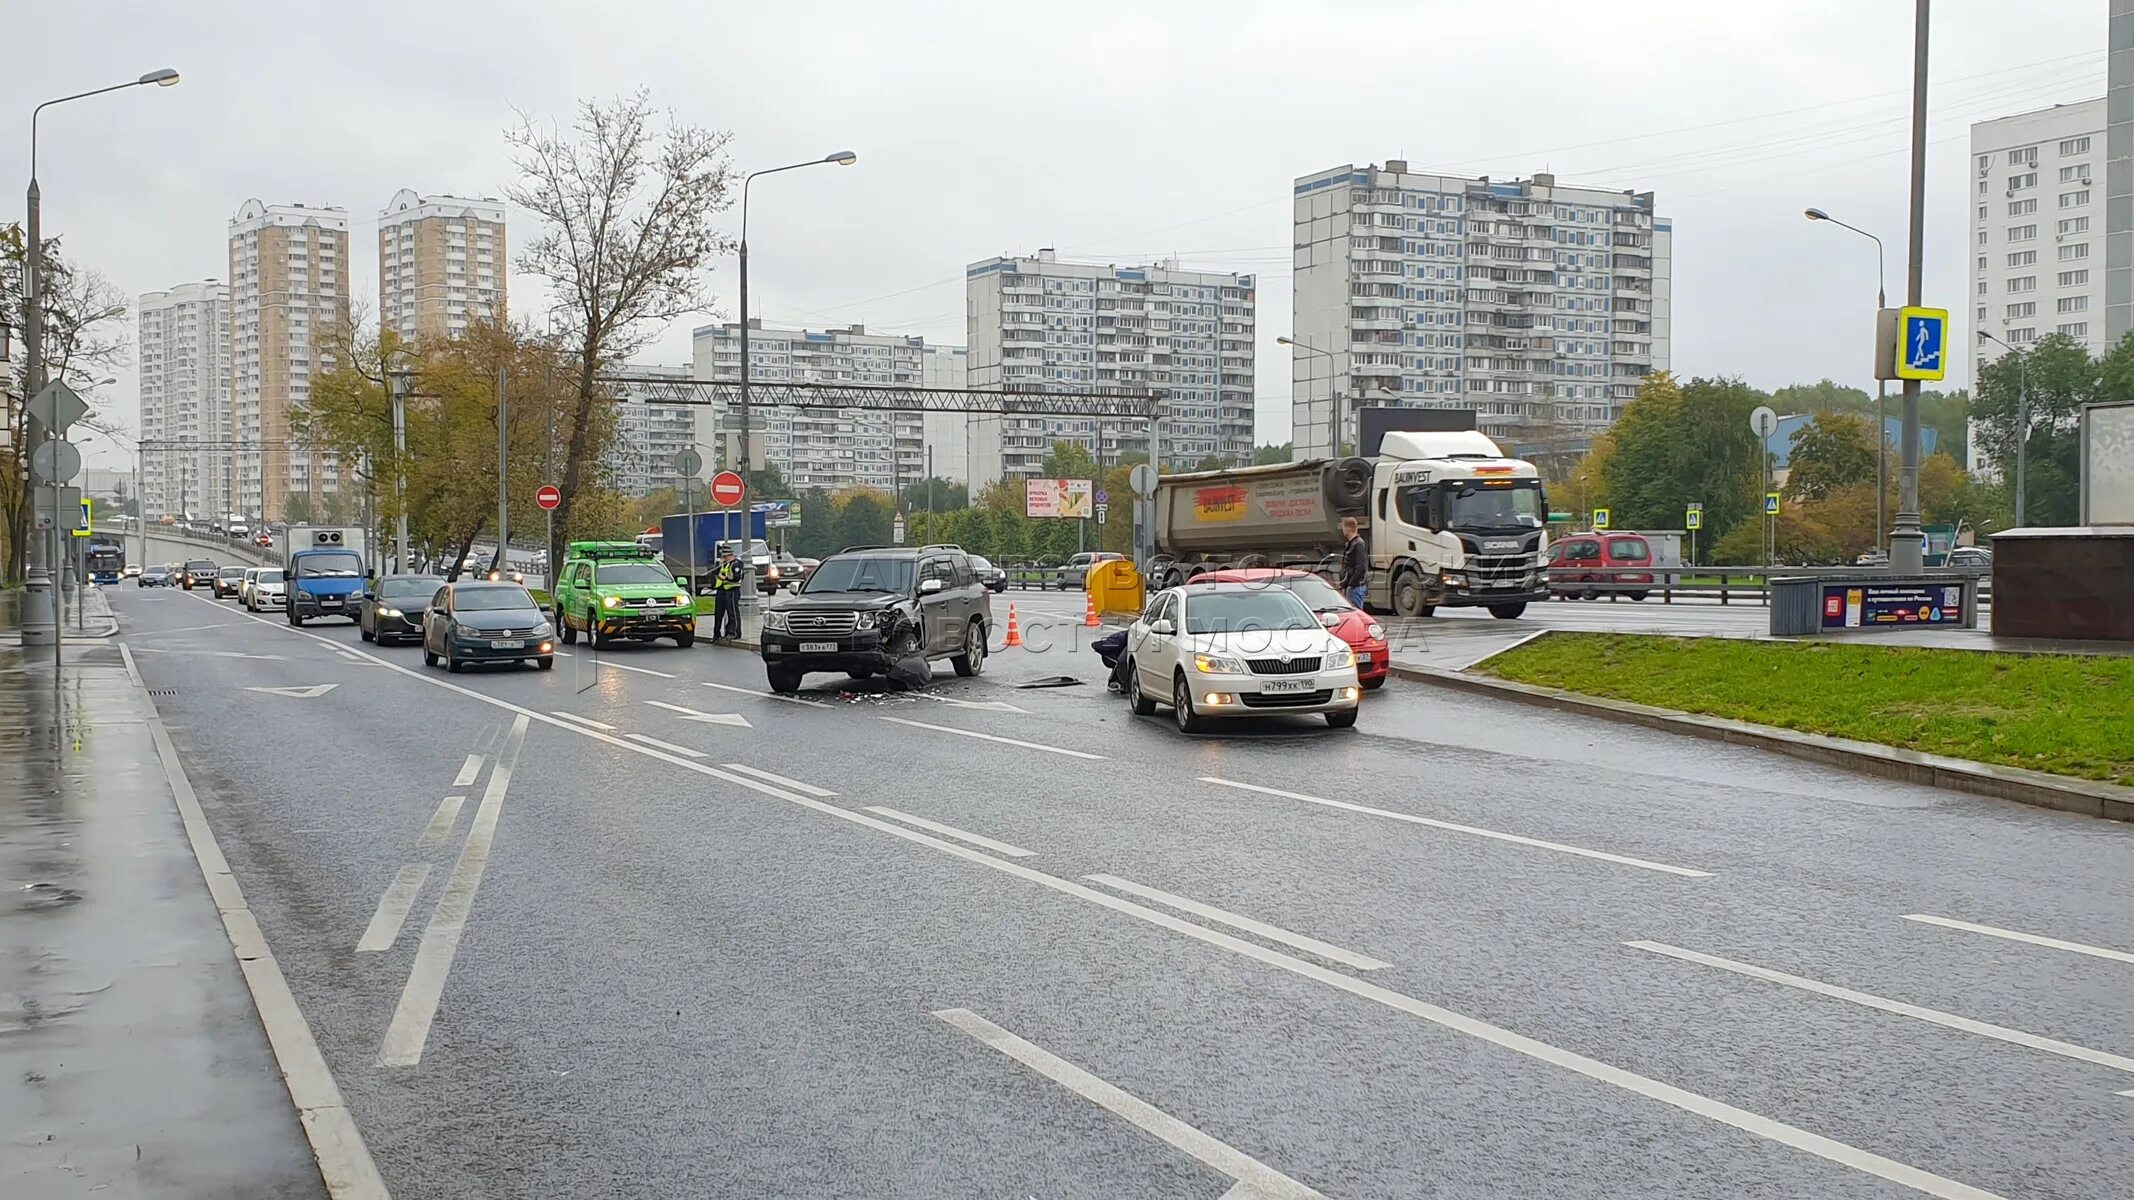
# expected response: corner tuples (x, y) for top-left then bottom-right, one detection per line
(760, 547), (992, 693)
(552, 541), (698, 649)
(422, 581), (555, 672)
(1120, 581), (1363, 732)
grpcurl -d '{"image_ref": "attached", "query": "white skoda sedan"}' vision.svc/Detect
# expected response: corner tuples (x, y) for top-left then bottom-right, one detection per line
(1120, 581), (1363, 732)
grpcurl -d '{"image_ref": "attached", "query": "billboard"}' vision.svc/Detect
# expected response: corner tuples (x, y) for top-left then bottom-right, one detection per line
(2084, 400), (2134, 525)
(1025, 478), (1094, 519)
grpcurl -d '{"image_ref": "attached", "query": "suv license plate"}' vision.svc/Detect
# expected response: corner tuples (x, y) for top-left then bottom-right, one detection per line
(798, 641), (838, 653)
(491, 639), (524, 649)
(1260, 678), (1313, 694)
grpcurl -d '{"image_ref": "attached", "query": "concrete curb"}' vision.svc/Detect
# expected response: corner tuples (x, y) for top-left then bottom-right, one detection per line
(1390, 661), (2134, 823)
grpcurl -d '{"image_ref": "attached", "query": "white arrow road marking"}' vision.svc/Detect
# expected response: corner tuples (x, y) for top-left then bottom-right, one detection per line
(243, 684), (339, 698)
(914, 693), (1029, 714)
(644, 700), (752, 727)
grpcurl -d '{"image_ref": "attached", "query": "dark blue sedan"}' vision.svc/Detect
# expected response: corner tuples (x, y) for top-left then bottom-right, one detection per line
(421, 582), (556, 672)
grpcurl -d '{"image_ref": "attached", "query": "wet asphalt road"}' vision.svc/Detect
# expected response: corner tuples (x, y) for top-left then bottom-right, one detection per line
(104, 570), (2134, 1200)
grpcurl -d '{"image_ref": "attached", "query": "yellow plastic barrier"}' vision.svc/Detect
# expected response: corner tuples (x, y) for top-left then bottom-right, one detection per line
(1087, 558), (1144, 618)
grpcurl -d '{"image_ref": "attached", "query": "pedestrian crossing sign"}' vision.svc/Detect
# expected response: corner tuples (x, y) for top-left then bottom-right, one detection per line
(1896, 306), (1947, 381)
(1765, 491), (1781, 516)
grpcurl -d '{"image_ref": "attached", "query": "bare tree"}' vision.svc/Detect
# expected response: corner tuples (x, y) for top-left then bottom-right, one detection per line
(505, 90), (736, 572)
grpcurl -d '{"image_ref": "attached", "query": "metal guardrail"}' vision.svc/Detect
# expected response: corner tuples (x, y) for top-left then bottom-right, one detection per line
(1545, 566), (1992, 606)
(112, 523), (278, 568)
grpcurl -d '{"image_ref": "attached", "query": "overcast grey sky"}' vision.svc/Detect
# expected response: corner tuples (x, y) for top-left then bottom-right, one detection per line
(10, 0), (2107, 470)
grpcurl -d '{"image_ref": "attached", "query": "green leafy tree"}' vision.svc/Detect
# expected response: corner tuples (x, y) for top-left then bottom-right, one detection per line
(1972, 332), (2097, 527)
(1785, 412), (1878, 501)
(1600, 373), (1765, 544)
(1252, 442), (1293, 465)
(1040, 440), (1099, 482)
(900, 476), (968, 513)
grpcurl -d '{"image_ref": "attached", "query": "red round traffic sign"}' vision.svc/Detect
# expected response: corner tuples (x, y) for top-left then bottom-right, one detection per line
(535, 484), (562, 511)
(709, 470), (746, 508)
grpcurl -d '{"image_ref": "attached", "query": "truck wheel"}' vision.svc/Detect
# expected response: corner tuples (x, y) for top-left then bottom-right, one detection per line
(589, 609), (610, 649)
(951, 619), (986, 677)
(766, 666), (803, 694)
(289, 612), (306, 628)
(1488, 603), (1527, 620)
(560, 617), (576, 645)
(674, 630), (696, 648)
(1391, 569), (1435, 619)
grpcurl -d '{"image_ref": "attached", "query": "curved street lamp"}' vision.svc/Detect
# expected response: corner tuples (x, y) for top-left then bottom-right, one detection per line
(1804, 205), (1891, 556)
(736, 151), (859, 480)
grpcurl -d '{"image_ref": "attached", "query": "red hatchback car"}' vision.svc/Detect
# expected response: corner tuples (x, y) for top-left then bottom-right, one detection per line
(1195, 568), (1390, 690)
(1548, 532), (1655, 601)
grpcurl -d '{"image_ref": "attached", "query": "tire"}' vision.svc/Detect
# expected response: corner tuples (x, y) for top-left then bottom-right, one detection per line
(951, 620), (986, 677)
(847, 667), (877, 680)
(560, 616), (576, 645)
(360, 621), (375, 642)
(1627, 591), (1649, 603)
(1391, 569), (1434, 619)
(1488, 603), (1527, 620)
(766, 666), (802, 694)
(589, 609), (609, 649)
(673, 630), (695, 648)
(536, 656), (554, 671)
(1323, 457), (1374, 508)
(1362, 675), (1386, 691)
(423, 645), (438, 668)
(289, 612), (305, 627)
(1172, 673), (1206, 733)
(1125, 657), (1157, 715)
(445, 642), (462, 673)
(1326, 708), (1359, 729)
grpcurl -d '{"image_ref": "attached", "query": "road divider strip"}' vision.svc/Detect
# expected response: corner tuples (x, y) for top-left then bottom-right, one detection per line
(1083, 874), (1390, 971)
(419, 796), (466, 848)
(1628, 940), (2134, 1078)
(1199, 777), (1713, 879)
(452, 755), (483, 788)
(1901, 914), (2134, 967)
(720, 764), (837, 797)
(356, 865), (433, 953)
(864, 807), (1035, 858)
(193, 594), (2005, 1198)
(879, 715), (1106, 760)
(933, 1007), (1327, 1199)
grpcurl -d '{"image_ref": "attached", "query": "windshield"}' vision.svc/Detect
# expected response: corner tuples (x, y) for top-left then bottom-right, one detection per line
(454, 586), (535, 611)
(718, 539), (772, 559)
(257, 569), (284, 584)
(296, 552), (363, 578)
(186, 561), (216, 572)
(804, 556), (913, 594)
(1182, 589), (1318, 635)
(1277, 574), (1354, 613)
(380, 577), (441, 599)
(969, 556), (993, 570)
(595, 561), (676, 586)
(220, 567), (246, 578)
(1443, 480), (1546, 531)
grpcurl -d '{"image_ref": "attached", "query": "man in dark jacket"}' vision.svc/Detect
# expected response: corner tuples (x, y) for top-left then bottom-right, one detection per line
(1338, 516), (1369, 609)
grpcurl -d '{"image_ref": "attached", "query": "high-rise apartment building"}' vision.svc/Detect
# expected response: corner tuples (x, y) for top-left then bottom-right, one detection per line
(378, 190), (508, 343)
(229, 199), (351, 520)
(966, 250), (1256, 475)
(1291, 161), (1671, 455)
(606, 365), (703, 498)
(1971, 101), (2107, 365)
(691, 321), (966, 492)
(137, 280), (231, 519)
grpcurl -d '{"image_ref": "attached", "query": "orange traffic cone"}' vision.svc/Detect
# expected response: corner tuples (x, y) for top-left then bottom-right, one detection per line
(1083, 590), (1101, 628)
(1004, 604), (1023, 648)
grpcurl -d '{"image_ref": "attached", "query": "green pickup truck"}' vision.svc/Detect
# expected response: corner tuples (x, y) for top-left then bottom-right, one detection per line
(552, 541), (699, 648)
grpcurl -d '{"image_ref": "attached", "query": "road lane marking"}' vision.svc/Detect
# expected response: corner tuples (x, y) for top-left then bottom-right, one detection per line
(356, 864), (433, 953)
(133, 622), (246, 637)
(131, 644), (285, 658)
(1083, 874), (1389, 971)
(193, 595), (2004, 1198)
(864, 807), (1035, 857)
(452, 754), (483, 787)
(548, 710), (615, 730)
(644, 699), (753, 727)
(419, 796), (466, 848)
(117, 640), (390, 1198)
(626, 732), (707, 758)
(701, 680), (823, 706)
(1199, 777), (1711, 878)
(1902, 914), (2134, 967)
(721, 764), (838, 797)
(933, 1007), (1326, 1200)
(879, 715), (1107, 760)
(594, 659), (674, 678)
(914, 692), (1030, 714)
(1629, 940), (2134, 1078)
(378, 714), (529, 1068)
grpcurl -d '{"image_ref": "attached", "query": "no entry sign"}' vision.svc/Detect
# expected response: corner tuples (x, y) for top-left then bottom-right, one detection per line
(535, 484), (562, 511)
(710, 470), (746, 507)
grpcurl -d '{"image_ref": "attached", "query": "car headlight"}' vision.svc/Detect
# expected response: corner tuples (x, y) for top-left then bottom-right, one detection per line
(378, 606), (403, 619)
(1366, 622), (1385, 640)
(674, 593), (692, 607)
(764, 610), (789, 631)
(602, 594), (621, 609)
(853, 611), (878, 630)
(535, 621), (555, 638)
(766, 565), (781, 580)
(1194, 652), (1247, 674)
(1325, 646), (1354, 669)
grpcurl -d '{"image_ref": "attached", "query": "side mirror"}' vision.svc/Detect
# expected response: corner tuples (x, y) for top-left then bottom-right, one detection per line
(1149, 619), (1176, 636)
(919, 578), (944, 594)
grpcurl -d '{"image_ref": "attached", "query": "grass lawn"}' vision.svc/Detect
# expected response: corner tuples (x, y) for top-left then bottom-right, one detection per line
(1481, 633), (2134, 785)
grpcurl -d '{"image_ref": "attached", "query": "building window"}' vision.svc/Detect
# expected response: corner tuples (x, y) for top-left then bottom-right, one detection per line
(2058, 295), (2089, 313)
(2009, 275), (2036, 293)
(2007, 250), (2037, 267)
(2009, 172), (2037, 190)
(1979, 180), (1989, 196)
(2058, 269), (2090, 286)
(2009, 147), (2038, 166)
(2058, 321), (2090, 338)
(2008, 198), (2037, 216)
(1977, 255), (1988, 270)
(2009, 327), (2036, 343)
(2060, 136), (2090, 156)
(1978, 230), (1988, 245)
(2060, 216), (2091, 234)
(2060, 189), (2091, 208)
(2059, 164), (2089, 182)
(1979, 204), (1989, 220)
(2007, 224), (2037, 242)
(2060, 242), (2091, 261)
(2006, 301), (2036, 319)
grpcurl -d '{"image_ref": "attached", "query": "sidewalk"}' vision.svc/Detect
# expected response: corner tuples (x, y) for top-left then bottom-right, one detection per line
(0, 640), (328, 1198)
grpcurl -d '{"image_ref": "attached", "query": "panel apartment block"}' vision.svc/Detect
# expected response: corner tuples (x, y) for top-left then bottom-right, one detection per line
(379, 189), (508, 343)
(229, 199), (350, 520)
(137, 280), (231, 519)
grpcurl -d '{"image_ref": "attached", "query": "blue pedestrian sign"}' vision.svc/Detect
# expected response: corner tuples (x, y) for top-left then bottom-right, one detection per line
(1896, 306), (1948, 381)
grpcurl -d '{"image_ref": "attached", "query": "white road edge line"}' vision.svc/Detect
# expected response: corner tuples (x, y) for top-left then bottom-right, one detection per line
(701, 679), (822, 706)
(933, 1007), (1326, 1200)
(595, 659), (675, 678)
(1084, 874), (1390, 971)
(419, 796), (466, 849)
(377, 714), (530, 1068)
(864, 807), (1035, 857)
(626, 732), (707, 758)
(720, 763), (838, 797)
(190, 594), (2001, 1200)
(548, 710), (615, 731)
(118, 640), (390, 1199)
(1902, 914), (2134, 967)
(452, 754), (483, 788)
(1200, 776), (1712, 879)
(879, 715), (1107, 760)
(1629, 940), (2134, 1077)
(356, 864), (432, 953)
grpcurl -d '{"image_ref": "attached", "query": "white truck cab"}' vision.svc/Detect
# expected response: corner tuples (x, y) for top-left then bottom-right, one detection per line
(1369, 430), (1549, 618)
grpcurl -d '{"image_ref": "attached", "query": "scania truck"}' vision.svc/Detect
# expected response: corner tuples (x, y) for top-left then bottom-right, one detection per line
(1147, 412), (1549, 619)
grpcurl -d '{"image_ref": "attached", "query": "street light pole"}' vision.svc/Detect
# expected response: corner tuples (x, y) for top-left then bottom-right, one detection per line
(735, 151), (858, 486)
(1977, 329), (2029, 525)
(1890, 0), (1931, 572)
(1803, 206), (1890, 553)
(21, 68), (181, 678)
(1277, 336), (1338, 456)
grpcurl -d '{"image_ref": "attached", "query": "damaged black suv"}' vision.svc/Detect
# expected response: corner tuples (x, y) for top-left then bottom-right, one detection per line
(760, 545), (993, 693)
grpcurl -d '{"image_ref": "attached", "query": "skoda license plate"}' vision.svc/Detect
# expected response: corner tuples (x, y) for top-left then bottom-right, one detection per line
(491, 639), (524, 650)
(799, 641), (837, 653)
(1260, 678), (1312, 694)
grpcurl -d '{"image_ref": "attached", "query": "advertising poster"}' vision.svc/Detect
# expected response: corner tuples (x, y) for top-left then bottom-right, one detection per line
(1025, 478), (1094, 519)
(1820, 582), (1965, 629)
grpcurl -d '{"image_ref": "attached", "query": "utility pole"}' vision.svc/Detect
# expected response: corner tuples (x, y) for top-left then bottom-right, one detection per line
(1890, 0), (1931, 573)
(390, 368), (408, 573)
(496, 367), (508, 575)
